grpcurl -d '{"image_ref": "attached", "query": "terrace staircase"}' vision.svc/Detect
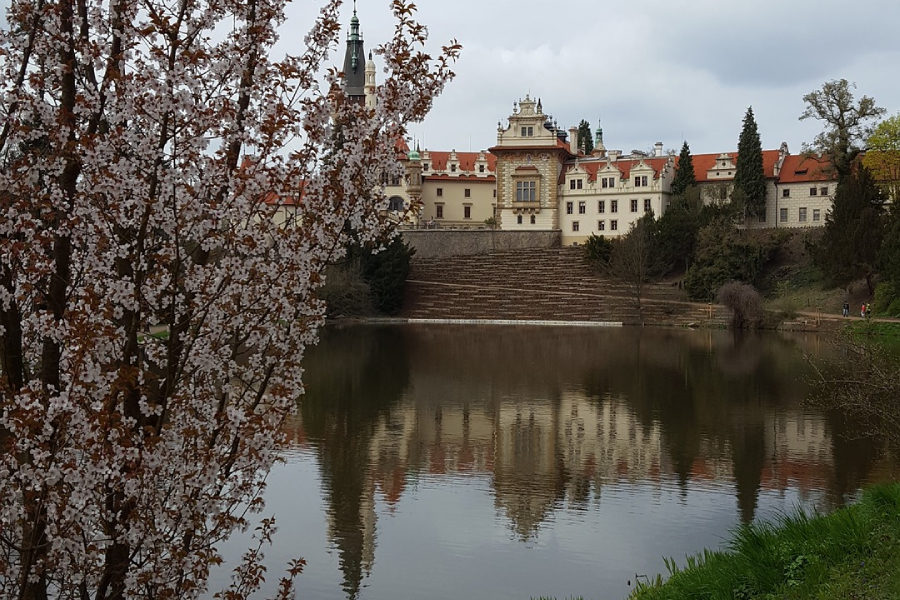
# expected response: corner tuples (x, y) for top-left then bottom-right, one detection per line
(400, 247), (731, 327)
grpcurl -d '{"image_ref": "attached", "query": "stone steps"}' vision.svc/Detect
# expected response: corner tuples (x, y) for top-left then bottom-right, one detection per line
(401, 248), (730, 327)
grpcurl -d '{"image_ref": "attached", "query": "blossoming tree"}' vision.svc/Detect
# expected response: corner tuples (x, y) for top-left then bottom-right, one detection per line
(0, 0), (457, 597)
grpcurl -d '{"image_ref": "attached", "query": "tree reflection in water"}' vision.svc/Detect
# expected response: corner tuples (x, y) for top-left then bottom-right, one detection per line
(293, 324), (896, 600)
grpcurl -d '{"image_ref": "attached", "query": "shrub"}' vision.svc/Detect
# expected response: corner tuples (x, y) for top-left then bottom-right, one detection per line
(873, 280), (900, 317)
(717, 281), (765, 329)
(583, 233), (613, 269)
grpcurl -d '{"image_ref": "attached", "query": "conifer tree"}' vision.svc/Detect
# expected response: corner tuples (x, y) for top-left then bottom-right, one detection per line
(577, 119), (594, 154)
(671, 141), (697, 197)
(814, 166), (886, 293)
(733, 107), (768, 218)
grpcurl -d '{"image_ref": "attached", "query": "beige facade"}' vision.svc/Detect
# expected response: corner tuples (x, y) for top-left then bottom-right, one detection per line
(490, 95), (574, 232)
(382, 94), (842, 243)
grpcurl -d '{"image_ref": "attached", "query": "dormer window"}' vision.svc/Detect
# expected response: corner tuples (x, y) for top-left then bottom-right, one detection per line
(479, 165), (485, 173)
(634, 175), (648, 187)
(569, 179), (583, 190)
(521, 126), (534, 137)
(450, 164), (457, 172)
(423, 163), (429, 171)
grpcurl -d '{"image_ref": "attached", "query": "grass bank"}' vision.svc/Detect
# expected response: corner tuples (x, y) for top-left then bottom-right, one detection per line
(626, 483), (900, 600)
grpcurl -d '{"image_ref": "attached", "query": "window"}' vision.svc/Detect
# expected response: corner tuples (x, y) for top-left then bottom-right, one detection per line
(479, 165), (485, 173)
(598, 220), (605, 231)
(602, 176), (616, 188)
(423, 163), (429, 171)
(610, 220), (618, 231)
(521, 126), (534, 137)
(464, 205), (471, 219)
(799, 207), (807, 222)
(437, 188), (443, 197)
(578, 201), (586, 214)
(782, 189), (790, 198)
(464, 188), (471, 198)
(634, 175), (648, 187)
(779, 207), (788, 222)
(450, 164), (457, 172)
(611, 200), (618, 213)
(630, 199), (638, 213)
(436, 205), (444, 219)
(517, 214), (523, 224)
(758, 209), (766, 223)
(644, 199), (652, 213)
(493, 189), (497, 197)
(516, 180), (537, 202)
(572, 221), (580, 232)
(530, 214), (536, 224)
(810, 187), (818, 196)
(813, 209), (821, 221)
(566, 202), (573, 215)
(598, 200), (605, 213)
(391, 174), (401, 186)
(821, 186), (828, 195)
(570, 179), (583, 190)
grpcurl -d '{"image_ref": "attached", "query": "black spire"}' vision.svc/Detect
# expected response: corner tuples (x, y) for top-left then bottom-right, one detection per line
(342, 2), (366, 102)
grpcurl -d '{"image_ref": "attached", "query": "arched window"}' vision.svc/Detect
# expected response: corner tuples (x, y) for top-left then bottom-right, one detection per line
(387, 196), (405, 212)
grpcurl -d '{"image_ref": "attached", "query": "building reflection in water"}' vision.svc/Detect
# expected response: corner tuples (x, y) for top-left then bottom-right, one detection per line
(290, 324), (897, 599)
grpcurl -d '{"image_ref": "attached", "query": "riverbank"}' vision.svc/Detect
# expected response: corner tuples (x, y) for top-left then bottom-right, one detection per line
(625, 483), (900, 600)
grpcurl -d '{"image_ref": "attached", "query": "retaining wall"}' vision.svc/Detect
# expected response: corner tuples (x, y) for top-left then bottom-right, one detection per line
(400, 229), (560, 259)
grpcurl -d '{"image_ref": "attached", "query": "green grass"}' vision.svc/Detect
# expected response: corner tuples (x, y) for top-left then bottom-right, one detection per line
(627, 483), (900, 600)
(846, 320), (900, 338)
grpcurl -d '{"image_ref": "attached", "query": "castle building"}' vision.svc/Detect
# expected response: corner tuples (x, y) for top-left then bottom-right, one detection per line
(337, 6), (841, 242)
(389, 95), (841, 244)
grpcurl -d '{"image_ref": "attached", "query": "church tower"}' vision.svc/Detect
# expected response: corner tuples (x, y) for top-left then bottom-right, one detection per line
(342, 2), (367, 105)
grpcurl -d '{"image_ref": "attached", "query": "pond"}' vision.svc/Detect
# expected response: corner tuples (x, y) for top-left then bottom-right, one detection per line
(214, 324), (900, 600)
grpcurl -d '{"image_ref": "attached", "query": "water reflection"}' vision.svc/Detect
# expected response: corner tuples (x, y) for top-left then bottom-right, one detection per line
(286, 325), (898, 600)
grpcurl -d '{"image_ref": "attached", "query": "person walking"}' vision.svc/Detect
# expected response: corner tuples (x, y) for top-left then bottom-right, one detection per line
(843, 300), (850, 317)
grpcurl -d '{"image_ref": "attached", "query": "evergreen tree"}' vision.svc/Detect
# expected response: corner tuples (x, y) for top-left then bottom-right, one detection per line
(813, 166), (886, 293)
(733, 107), (768, 218)
(577, 119), (594, 154)
(671, 141), (697, 197)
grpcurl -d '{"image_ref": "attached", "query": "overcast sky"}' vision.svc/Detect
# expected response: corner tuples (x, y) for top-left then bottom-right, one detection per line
(310, 0), (900, 157)
(4, 0), (899, 157)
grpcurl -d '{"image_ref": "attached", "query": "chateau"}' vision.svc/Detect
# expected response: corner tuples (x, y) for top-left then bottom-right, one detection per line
(385, 94), (837, 246)
(344, 10), (838, 246)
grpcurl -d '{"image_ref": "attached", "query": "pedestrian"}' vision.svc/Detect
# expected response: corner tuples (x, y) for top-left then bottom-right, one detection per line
(861, 303), (866, 318)
(843, 301), (849, 318)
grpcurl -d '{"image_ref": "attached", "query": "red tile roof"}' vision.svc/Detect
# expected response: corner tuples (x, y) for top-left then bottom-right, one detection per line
(565, 157), (671, 182)
(424, 174), (496, 182)
(424, 150), (497, 173)
(777, 154), (833, 183)
(686, 150), (783, 182)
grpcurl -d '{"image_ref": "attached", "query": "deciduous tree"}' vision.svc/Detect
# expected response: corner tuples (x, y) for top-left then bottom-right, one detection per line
(733, 107), (767, 219)
(0, 1), (458, 598)
(800, 79), (885, 182)
(863, 113), (900, 203)
(608, 214), (657, 317)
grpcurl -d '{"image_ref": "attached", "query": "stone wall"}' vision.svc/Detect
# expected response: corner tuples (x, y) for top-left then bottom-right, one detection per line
(401, 229), (560, 259)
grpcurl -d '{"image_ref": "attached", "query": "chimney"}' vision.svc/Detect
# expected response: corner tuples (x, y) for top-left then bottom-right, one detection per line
(655, 142), (663, 157)
(608, 149), (620, 162)
(569, 126), (578, 154)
